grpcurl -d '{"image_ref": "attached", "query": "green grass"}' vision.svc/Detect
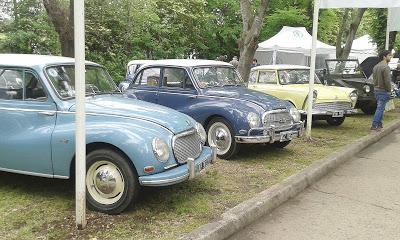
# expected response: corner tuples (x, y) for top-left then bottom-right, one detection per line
(1, 105), (399, 240)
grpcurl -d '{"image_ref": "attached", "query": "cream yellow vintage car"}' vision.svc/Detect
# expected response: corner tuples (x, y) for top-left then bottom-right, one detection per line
(248, 65), (358, 126)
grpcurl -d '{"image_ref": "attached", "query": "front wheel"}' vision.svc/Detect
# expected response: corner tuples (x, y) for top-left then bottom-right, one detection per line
(326, 117), (345, 126)
(206, 117), (238, 159)
(360, 104), (377, 115)
(86, 149), (140, 214)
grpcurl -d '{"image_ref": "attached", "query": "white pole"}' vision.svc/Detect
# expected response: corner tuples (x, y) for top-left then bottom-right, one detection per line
(74, 0), (87, 230)
(385, 8), (391, 50)
(306, 0), (320, 138)
(272, 49), (277, 65)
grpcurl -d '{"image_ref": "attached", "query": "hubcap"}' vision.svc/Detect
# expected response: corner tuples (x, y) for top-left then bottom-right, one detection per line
(86, 161), (125, 205)
(208, 122), (232, 155)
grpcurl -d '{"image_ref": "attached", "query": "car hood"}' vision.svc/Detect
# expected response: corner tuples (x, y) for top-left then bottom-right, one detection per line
(276, 84), (354, 101)
(68, 95), (195, 134)
(202, 86), (289, 110)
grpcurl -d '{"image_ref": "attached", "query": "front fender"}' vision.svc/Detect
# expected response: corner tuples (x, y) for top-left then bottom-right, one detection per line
(187, 96), (266, 135)
(51, 113), (175, 178)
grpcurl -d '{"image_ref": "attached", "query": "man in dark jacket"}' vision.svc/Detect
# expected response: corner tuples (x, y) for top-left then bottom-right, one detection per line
(371, 50), (393, 131)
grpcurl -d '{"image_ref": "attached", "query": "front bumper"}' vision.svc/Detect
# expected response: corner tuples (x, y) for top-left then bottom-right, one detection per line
(138, 146), (216, 187)
(235, 122), (304, 144)
(299, 109), (358, 117)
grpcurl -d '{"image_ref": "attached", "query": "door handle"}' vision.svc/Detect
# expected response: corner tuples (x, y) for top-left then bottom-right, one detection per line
(189, 95), (197, 99)
(38, 111), (56, 116)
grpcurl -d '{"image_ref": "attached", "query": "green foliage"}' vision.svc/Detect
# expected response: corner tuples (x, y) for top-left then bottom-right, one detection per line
(260, 7), (311, 40)
(318, 9), (339, 45)
(365, 9), (388, 52)
(0, 0), (60, 55)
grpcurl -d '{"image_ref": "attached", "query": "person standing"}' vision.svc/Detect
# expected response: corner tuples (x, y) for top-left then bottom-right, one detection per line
(371, 50), (393, 131)
(229, 56), (239, 68)
(251, 58), (260, 68)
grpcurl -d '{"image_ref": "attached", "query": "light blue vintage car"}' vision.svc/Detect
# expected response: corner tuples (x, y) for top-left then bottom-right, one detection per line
(0, 54), (215, 214)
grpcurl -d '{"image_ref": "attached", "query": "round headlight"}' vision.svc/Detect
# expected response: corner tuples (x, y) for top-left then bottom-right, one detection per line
(363, 85), (371, 93)
(349, 91), (358, 102)
(247, 112), (261, 128)
(195, 122), (206, 145)
(152, 137), (170, 162)
(289, 107), (301, 123)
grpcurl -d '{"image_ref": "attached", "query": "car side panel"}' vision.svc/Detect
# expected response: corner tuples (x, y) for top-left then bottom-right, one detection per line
(51, 113), (176, 178)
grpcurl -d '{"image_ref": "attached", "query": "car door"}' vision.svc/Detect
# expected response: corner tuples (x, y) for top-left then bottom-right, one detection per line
(127, 67), (161, 103)
(0, 68), (56, 176)
(157, 67), (198, 115)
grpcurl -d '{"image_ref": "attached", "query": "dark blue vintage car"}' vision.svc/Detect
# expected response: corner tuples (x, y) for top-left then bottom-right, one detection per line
(124, 60), (304, 159)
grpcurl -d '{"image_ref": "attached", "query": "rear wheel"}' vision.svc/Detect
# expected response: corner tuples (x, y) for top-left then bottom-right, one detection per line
(86, 149), (140, 214)
(206, 117), (238, 159)
(326, 117), (345, 126)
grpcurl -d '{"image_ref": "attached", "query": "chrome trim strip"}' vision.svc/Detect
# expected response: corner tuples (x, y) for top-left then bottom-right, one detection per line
(0, 107), (56, 114)
(0, 167), (69, 179)
(140, 173), (189, 186)
(164, 164), (178, 170)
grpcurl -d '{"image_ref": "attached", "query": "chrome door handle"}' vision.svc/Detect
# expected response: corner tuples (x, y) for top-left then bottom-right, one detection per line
(38, 111), (56, 116)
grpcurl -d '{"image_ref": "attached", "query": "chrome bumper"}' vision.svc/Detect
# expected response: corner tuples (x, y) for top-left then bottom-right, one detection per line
(299, 109), (358, 116)
(235, 122), (304, 144)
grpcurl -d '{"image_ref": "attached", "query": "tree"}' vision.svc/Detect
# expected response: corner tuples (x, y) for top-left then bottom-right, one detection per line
(335, 8), (366, 59)
(238, 0), (270, 82)
(366, 9), (397, 52)
(42, 0), (74, 57)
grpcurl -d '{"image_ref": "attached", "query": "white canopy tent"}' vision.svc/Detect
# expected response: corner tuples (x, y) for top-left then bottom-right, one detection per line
(306, 0), (400, 138)
(254, 26), (336, 68)
(349, 35), (377, 62)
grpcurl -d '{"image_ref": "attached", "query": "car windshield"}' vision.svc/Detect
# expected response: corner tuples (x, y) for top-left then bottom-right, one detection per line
(278, 69), (321, 84)
(45, 65), (119, 99)
(326, 60), (362, 75)
(193, 66), (244, 88)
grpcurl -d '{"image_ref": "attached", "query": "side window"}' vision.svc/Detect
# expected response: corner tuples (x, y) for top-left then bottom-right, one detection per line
(249, 71), (257, 83)
(162, 68), (192, 89)
(127, 64), (139, 75)
(0, 69), (46, 101)
(258, 71), (277, 84)
(135, 68), (161, 87)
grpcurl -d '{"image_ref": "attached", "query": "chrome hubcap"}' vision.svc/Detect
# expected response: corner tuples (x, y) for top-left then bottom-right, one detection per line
(86, 161), (125, 205)
(208, 122), (232, 155)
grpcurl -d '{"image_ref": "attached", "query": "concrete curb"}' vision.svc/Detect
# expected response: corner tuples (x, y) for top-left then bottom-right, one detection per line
(181, 119), (400, 240)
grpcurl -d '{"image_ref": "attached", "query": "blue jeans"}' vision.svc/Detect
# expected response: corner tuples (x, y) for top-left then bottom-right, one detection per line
(372, 90), (390, 128)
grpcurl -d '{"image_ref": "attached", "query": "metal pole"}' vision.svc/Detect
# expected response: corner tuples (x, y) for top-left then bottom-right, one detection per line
(306, 0), (320, 138)
(74, 0), (86, 230)
(385, 8), (391, 50)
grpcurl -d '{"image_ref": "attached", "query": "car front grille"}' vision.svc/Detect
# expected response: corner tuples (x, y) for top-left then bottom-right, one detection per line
(313, 102), (352, 111)
(172, 129), (202, 164)
(263, 110), (294, 131)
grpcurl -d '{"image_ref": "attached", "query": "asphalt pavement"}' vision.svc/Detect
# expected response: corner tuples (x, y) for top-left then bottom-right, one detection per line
(228, 128), (400, 240)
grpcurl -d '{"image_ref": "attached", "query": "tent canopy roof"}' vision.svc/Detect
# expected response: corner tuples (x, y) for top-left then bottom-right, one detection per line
(351, 35), (377, 53)
(257, 26), (335, 55)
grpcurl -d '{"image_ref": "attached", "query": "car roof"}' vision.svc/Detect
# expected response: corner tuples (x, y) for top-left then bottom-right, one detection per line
(142, 59), (233, 68)
(0, 54), (99, 68)
(127, 60), (155, 66)
(252, 64), (310, 71)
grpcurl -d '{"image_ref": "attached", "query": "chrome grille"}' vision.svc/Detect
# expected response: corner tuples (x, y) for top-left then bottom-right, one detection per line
(172, 129), (202, 164)
(263, 110), (294, 131)
(313, 102), (352, 111)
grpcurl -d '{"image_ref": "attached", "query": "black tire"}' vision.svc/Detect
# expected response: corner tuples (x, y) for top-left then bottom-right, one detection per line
(360, 104), (377, 115)
(86, 149), (140, 214)
(271, 140), (291, 148)
(206, 117), (238, 159)
(326, 117), (345, 126)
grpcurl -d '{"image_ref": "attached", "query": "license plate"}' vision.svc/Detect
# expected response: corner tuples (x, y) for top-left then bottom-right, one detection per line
(280, 131), (291, 142)
(332, 111), (344, 118)
(196, 157), (212, 173)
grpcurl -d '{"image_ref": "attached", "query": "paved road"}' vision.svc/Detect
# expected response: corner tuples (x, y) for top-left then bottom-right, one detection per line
(229, 129), (400, 240)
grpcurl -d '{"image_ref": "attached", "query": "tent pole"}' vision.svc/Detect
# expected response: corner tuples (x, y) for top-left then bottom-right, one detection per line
(306, 0), (320, 138)
(74, 0), (87, 230)
(273, 50), (277, 64)
(385, 8), (390, 50)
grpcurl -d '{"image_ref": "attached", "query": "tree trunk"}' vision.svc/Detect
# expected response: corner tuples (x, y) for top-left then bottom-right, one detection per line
(237, 0), (270, 82)
(336, 8), (366, 59)
(43, 0), (74, 57)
